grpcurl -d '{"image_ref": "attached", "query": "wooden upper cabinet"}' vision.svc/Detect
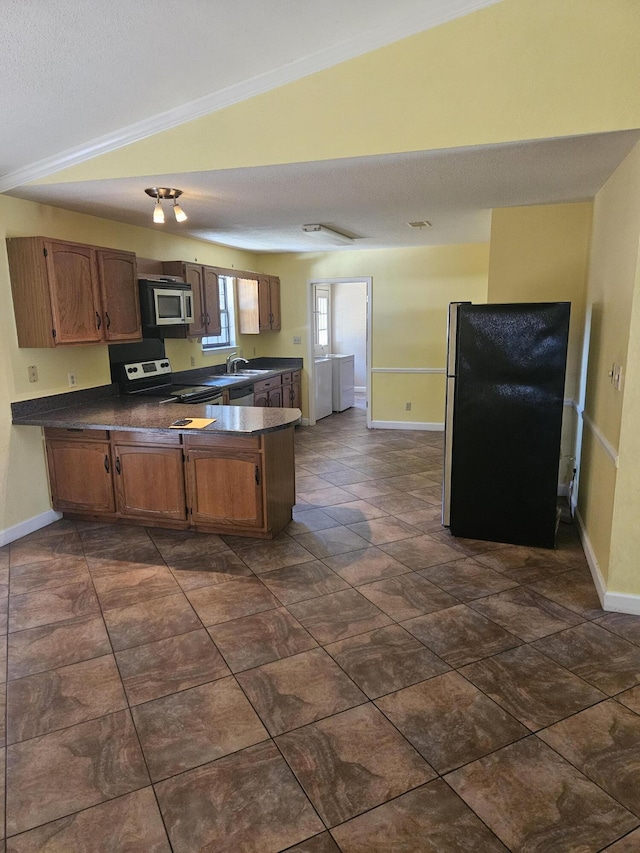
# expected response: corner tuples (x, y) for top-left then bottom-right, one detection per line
(237, 275), (281, 334)
(96, 250), (141, 342)
(163, 261), (221, 338)
(6, 237), (141, 347)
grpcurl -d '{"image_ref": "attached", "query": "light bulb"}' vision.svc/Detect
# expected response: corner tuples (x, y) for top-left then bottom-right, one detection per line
(173, 202), (187, 223)
(153, 199), (164, 224)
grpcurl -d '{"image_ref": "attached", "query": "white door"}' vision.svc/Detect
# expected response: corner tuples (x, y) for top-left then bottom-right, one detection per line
(313, 285), (331, 357)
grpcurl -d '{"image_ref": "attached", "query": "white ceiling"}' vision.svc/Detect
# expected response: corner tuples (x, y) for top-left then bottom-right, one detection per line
(3, 0), (639, 253)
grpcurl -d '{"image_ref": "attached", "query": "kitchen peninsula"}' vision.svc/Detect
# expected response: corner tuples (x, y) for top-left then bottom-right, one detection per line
(12, 394), (301, 539)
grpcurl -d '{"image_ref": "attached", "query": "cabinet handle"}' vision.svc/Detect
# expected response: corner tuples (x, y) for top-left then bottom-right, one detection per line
(95, 312), (102, 330)
(104, 455), (110, 473)
(206, 313), (210, 325)
(105, 312), (111, 329)
(201, 313), (206, 326)
(115, 456), (121, 475)
(255, 465), (260, 486)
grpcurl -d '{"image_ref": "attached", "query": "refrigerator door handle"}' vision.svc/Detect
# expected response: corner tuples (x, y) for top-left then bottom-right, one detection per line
(442, 375), (456, 526)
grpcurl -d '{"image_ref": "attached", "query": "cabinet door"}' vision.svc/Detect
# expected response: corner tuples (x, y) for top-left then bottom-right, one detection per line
(113, 445), (187, 520)
(257, 276), (272, 331)
(290, 379), (302, 409)
(202, 267), (222, 336)
(268, 386), (283, 408)
(183, 264), (206, 337)
(186, 450), (263, 528)
(269, 276), (281, 331)
(97, 250), (141, 342)
(46, 439), (115, 512)
(253, 390), (269, 407)
(45, 241), (103, 344)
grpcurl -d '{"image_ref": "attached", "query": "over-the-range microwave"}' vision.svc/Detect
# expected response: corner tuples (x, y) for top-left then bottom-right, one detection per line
(138, 276), (195, 327)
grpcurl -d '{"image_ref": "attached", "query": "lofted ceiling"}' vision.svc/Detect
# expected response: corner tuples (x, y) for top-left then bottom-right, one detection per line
(2, 0), (639, 253)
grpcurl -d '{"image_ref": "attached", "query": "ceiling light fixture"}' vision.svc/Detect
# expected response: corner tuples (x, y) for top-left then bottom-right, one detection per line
(145, 188), (187, 224)
(302, 224), (354, 245)
(408, 220), (432, 229)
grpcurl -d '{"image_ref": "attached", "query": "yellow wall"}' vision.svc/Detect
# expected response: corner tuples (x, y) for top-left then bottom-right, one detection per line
(580, 142), (640, 588)
(0, 194), (264, 533)
(39, 0), (640, 186)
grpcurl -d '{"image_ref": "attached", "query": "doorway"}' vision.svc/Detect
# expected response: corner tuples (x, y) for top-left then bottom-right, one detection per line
(307, 278), (371, 427)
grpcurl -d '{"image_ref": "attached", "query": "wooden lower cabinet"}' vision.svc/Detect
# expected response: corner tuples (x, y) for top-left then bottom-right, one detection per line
(44, 425), (295, 538)
(46, 433), (115, 513)
(112, 442), (187, 521)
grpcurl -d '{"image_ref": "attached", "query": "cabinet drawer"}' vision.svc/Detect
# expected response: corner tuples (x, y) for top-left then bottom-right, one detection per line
(280, 372), (292, 385)
(185, 433), (260, 451)
(292, 370), (301, 382)
(45, 427), (109, 441)
(111, 430), (182, 447)
(253, 376), (282, 393)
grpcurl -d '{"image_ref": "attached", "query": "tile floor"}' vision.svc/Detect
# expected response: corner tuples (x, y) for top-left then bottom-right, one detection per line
(2, 398), (640, 851)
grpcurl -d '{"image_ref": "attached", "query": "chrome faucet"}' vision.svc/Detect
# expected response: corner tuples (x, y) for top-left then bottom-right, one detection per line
(226, 355), (249, 374)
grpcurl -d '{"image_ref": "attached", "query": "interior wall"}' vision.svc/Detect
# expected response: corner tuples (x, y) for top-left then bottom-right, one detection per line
(0, 194), (264, 535)
(331, 282), (367, 387)
(579, 141), (640, 587)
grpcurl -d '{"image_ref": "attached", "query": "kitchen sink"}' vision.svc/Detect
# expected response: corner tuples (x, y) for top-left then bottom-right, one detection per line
(231, 369), (273, 376)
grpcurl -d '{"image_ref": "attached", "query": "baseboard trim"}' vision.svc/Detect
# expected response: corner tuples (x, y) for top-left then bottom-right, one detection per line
(299, 418), (311, 427)
(574, 507), (640, 614)
(370, 420), (444, 431)
(0, 509), (63, 547)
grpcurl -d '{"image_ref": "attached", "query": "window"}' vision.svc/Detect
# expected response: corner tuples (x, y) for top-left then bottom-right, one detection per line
(314, 284), (331, 356)
(202, 275), (236, 350)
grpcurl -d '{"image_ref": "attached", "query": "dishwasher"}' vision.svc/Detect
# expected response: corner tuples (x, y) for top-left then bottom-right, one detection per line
(228, 384), (255, 406)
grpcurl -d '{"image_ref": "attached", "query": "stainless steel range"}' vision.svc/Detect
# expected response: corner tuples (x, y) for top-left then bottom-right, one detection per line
(113, 358), (224, 404)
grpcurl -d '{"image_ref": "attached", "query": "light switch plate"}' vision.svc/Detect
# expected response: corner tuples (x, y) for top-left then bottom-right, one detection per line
(293, 336), (302, 345)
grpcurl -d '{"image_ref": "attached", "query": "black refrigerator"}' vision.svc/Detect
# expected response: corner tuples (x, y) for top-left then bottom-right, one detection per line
(442, 301), (570, 549)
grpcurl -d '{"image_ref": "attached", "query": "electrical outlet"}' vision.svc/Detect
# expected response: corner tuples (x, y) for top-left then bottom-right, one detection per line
(190, 356), (195, 367)
(293, 336), (302, 345)
(68, 372), (77, 388)
(28, 365), (38, 383)
(405, 401), (412, 411)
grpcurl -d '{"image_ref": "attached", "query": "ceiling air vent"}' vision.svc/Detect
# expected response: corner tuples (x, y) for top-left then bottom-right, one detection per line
(408, 221), (432, 228)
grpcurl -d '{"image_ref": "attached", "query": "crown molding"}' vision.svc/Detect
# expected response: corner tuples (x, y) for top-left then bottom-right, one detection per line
(0, 0), (500, 193)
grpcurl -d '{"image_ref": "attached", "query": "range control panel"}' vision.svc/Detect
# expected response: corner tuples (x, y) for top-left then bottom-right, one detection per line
(122, 359), (171, 381)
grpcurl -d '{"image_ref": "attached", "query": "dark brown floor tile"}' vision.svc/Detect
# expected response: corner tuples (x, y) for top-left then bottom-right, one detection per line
(9, 556), (90, 597)
(379, 534), (462, 570)
(469, 586), (584, 642)
(617, 685), (640, 715)
(6, 709), (149, 836)
(285, 508), (343, 535)
(603, 828), (640, 851)
(421, 557), (519, 601)
(341, 481), (402, 501)
(186, 576), (279, 625)
(376, 671), (528, 774)
(146, 527), (228, 565)
(322, 547), (412, 586)
(297, 485), (359, 507)
(7, 654), (126, 744)
(7, 615), (111, 680)
(331, 778), (509, 852)
(260, 560), (350, 605)
(321, 468), (378, 487)
(0, 747), (5, 839)
(446, 736), (638, 852)
(393, 506), (443, 534)
(79, 526), (160, 564)
(103, 592), (200, 651)
(9, 534), (84, 569)
(380, 473), (439, 492)
(288, 589), (392, 644)
(346, 517), (421, 546)
(461, 645), (606, 731)
(0, 545), (9, 571)
(406, 485), (441, 505)
(475, 545), (570, 583)
(132, 677), (268, 781)
(85, 556), (170, 579)
(402, 604), (522, 668)
(367, 494), (431, 515)
(236, 647), (366, 735)
(321, 500), (389, 525)
(168, 549), (253, 591)
(358, 574), (458, 621)
(287, 832), (341, 852)
(16, 519), (78, 542)
(528, 570), (604, 619)
(0, 684), (5, 744)
(116, 628), (229, 705)
(8, 580), (100, 633)
(594, 611), (640, 646)
(539, 700), (640, 816)
(276, 703), (435, 827)
(155, 740), (323, 851)
(6, 788), (171, 852)
(534, 622), (640, 696)
(232, 533), (317, 573)
(325, 625), (449, 699)
(293, 527), (372, 558)
(208, 607), (317, 672)
(93, 565), (179, 611)
(296, 473), (334, 491)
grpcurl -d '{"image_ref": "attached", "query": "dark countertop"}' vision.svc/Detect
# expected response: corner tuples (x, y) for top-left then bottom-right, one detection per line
(12, 397), (301, 436)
